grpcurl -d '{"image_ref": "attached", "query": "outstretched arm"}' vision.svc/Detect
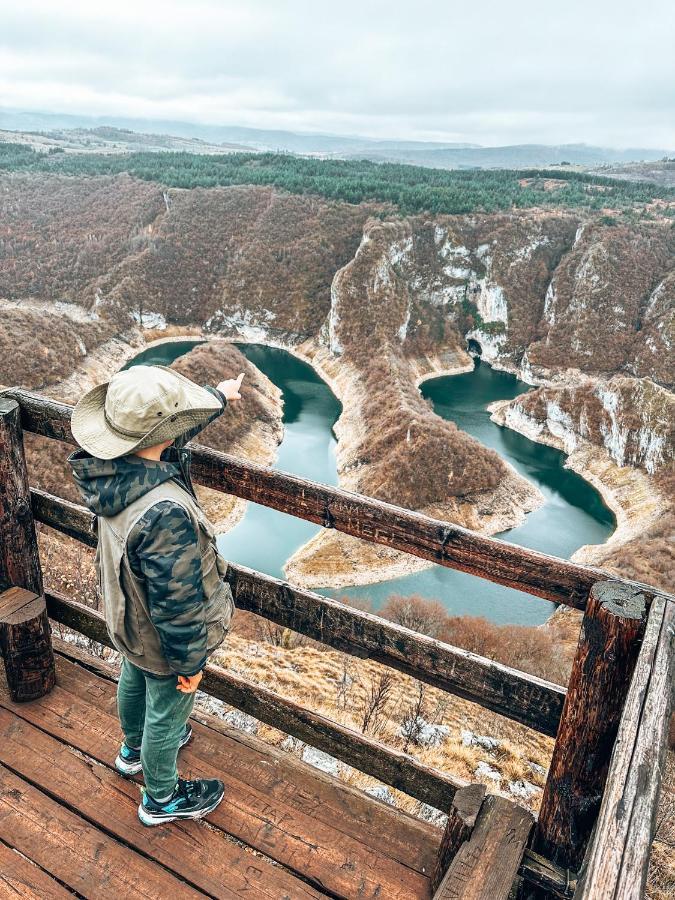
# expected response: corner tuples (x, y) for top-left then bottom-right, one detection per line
(173, 373), (245, 449)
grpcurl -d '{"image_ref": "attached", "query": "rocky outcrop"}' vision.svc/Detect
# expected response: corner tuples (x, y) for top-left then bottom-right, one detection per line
(491, 376), (673, 476)
(526, 223), (674, 383)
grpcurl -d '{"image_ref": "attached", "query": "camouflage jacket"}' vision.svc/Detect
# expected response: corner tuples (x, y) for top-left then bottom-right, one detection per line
(69, 386), (227, 677)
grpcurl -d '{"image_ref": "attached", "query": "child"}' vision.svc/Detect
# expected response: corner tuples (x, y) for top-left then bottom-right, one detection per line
(69, 363), (244, 826)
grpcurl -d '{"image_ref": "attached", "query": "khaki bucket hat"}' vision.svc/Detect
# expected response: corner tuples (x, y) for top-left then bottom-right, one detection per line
(71, 365), (222, 459)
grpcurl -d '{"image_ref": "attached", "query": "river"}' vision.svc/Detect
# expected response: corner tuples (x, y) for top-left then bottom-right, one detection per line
(126, 340), (614, 626)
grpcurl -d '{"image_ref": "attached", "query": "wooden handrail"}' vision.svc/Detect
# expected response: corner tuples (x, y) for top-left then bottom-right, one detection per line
(32, 488), (566, 736)
(5, 387), (634, 608)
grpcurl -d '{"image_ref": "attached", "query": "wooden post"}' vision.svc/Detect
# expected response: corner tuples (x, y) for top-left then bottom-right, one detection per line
(431, 783), (486, 893)
(0, 398), (54, 700)
(0, 588), (55, 701)
(531, 581), (648, 880)
(0, 398), (44, 596)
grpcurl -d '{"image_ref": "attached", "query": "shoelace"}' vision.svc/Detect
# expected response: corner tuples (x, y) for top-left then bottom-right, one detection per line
(175, 778), (202, 801)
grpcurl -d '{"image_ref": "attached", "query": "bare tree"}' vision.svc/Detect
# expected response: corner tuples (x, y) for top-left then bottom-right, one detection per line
(400, 682), (427, 752)
(359, 671), (395, 736)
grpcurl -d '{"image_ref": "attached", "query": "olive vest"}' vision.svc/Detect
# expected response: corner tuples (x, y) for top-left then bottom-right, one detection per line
(95, 479), (234, 675)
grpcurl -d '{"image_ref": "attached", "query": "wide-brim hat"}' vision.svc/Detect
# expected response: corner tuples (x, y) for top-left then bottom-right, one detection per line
(71, 365), (222, 460)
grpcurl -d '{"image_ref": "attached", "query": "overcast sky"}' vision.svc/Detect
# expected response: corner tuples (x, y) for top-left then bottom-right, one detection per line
(1, 0), (673, 148)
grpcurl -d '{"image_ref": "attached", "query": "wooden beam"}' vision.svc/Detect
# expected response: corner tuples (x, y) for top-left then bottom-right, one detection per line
(0, 839), (74, 899)
(45, 590), (465, 810)
(432, 783), (486, 893)
(574, 597), (675, 900)
(520, 851), (577, 899)
(0, 763), (206, 900)
(533, 581), (649, 877)
(0, 400), (55, 702)
(229, 563), (566, 735)
(433, 794), (534, 899)
(31, 489), (567, 736)
(32, 488), (98, 547)
(9, 387), (616, 608)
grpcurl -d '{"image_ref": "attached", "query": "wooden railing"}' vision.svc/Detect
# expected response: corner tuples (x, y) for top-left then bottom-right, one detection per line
(1, 388), (673, 900)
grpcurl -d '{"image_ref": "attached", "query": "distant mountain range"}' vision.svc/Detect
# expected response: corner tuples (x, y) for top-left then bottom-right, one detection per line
(1, 107), (671, 169)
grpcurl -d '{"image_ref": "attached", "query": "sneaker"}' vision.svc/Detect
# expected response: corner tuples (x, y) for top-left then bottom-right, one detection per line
(114, 723), (193, 777)
(138, 777), (225, 827)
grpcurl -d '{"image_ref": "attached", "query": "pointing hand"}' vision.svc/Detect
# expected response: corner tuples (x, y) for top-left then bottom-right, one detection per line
(217, 372), (245, 401)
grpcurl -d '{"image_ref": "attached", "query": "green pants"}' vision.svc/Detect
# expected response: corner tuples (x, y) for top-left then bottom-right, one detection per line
(117, 656), (196, 800)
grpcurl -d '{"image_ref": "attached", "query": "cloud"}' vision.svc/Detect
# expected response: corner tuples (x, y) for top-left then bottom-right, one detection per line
(1, 0), (673, 147)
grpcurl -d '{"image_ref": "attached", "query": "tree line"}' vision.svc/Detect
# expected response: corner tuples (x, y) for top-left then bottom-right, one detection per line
(1, 141), (673, 217)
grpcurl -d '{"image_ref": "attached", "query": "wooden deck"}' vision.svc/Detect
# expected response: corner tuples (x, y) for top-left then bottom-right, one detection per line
(0, 643), (441, 899)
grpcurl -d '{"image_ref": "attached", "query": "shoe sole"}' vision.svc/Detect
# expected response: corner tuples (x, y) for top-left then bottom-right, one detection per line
(115, 726), (192, 779)
(137, 788), (225, 827)
(114, 756), (143, 777)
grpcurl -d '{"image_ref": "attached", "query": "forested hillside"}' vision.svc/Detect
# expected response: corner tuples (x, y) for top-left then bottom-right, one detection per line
(2, 142), (674, 216)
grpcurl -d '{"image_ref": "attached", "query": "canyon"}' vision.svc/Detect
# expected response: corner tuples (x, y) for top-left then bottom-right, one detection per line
(1, 173), (672, 596)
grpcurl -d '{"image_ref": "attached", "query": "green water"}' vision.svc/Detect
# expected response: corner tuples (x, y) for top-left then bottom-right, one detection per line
(126, 341), (614, 626)
(217, 344), (343, 576)
(122, 340), (206, 369)
(327, 362), (614, 625)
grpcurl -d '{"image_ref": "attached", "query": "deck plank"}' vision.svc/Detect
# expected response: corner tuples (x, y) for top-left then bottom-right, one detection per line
(0, 653), (433, 899)
(53, 642), (439, 873)
(0, 840), (75, 898)
(0, 708), (325, 900)
(0, 764), (204, 900)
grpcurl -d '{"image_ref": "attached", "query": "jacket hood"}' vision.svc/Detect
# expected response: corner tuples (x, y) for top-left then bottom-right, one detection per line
(69, 450), (180, 517)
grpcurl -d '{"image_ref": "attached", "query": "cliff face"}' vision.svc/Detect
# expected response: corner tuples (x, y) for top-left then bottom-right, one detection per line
(525, 224), (674, 383)
(3, 175), (672, 391)
(494, 376), (674, 476)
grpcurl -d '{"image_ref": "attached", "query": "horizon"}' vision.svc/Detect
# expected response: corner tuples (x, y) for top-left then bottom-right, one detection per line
(2, 106), (673, 155)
